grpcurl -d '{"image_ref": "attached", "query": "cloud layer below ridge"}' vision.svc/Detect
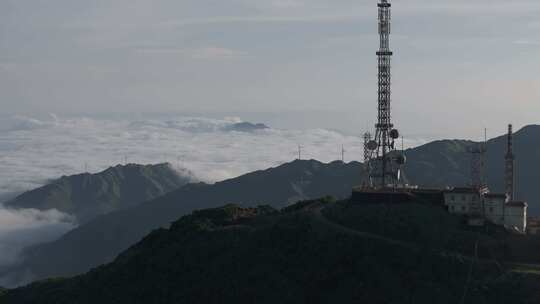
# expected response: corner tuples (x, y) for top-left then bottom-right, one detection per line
(0, 114), (380, 196)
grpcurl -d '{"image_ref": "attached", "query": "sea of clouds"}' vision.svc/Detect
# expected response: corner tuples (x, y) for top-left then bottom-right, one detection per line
(0, 114), (375, 195)
(0, 114), (426, 285)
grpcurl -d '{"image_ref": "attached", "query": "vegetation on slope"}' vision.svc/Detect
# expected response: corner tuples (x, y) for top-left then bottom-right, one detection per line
(323, 201), (508, 259)
(4, 163), (193, 223)
(2, 160), (365, 284)
(2, 199), (540, 303)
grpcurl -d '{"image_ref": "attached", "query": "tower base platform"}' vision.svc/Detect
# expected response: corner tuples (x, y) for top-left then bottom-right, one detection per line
(350, 187), (445, 205)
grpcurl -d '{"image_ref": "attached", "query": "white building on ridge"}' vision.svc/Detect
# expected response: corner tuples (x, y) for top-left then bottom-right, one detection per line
(443, 188), (527, 233)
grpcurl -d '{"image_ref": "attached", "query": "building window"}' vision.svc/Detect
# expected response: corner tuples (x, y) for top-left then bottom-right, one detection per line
(489, 207), (494, 213)
(450, 206), (455, 211)
(461, 206), (466, 211)
(462, 195), (466, 201)
(472, 196), (477, 202)
(451, 195), (455, 201)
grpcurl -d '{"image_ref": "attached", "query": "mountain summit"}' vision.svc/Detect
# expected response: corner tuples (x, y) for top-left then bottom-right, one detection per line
(4, 163), (194, 223)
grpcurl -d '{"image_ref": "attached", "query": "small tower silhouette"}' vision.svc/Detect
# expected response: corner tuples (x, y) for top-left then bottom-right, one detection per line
(505, 124), (515, 202)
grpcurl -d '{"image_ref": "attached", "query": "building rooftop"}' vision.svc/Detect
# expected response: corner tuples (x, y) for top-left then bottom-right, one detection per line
(507, 201), (527, 208)
(443, 187), (479, 194)
(485, 193), (507, 199)
(410, 188), (445, 194)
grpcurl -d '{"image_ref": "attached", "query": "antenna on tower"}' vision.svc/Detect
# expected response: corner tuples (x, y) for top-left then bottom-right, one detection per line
(341, 145), (346, 163)
(363, 132), (373, 164)
(297, 145), (303, 160)
(470, 129), (487, 191)
(484, 128), (488, 186)
(505, 124), (515, 202)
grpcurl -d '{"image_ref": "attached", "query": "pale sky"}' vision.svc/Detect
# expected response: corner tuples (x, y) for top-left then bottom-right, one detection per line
(1, 0), (539, 139)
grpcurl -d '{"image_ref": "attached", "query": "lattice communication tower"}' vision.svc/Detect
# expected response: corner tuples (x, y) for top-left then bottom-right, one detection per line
(505, 124), (515, 201)
(366, 0), (405, 188)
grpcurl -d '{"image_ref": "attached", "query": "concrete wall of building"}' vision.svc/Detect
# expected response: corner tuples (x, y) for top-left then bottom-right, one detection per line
(527, 218), (540, 235)
(505, 206), (527, 233)
(528, 226), (540, 235)
(484, 197), (505, 225)
(444, 192), (480, 215)
(441, 189), (527, 233)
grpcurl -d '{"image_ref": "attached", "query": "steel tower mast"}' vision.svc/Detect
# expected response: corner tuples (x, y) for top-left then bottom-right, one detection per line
(363, 132), (372, 163)
(367, 0), (403, 188)
(470, 129), (487, 191)
(505, 124), (515, 202)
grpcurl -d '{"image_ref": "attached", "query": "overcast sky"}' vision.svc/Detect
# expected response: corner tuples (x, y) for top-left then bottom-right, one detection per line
(1, 0), (539, 139)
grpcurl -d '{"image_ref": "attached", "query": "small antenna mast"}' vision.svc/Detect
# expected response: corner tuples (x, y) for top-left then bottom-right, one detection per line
(505, 124), (515, 202)
(470, 129), (487, 190)
(483, 128), (488, 186)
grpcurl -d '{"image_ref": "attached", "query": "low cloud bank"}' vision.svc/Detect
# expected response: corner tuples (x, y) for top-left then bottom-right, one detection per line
(0, 205), (76, 287)
(0, 114), (425, 198)
(0, 206), (75, 267)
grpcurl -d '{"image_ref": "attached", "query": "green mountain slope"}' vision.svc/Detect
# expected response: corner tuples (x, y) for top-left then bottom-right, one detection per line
(0, 160), (365, 286)
(404, 139), (475, 187)
(4, 163), (193, 223)
(405, 124), (540, 214)
(2, 200), (539, 304)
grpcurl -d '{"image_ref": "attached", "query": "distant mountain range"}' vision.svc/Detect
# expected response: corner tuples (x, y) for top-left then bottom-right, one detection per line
(0, 193), (20, 205)
(224, 122), (269, 132)
(2, 199), (539, 303)
(405, 125), (540, 214)
(4, 163), (194, 223)
(2, 125), (539, 288)
(0, 160), (365, 286)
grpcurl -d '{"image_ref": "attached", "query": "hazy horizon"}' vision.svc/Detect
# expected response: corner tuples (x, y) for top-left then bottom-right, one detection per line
(1, 0), (539, 141)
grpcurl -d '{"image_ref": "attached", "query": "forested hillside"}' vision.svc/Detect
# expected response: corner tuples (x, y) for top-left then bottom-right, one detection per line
(2, 199), (539, 304)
